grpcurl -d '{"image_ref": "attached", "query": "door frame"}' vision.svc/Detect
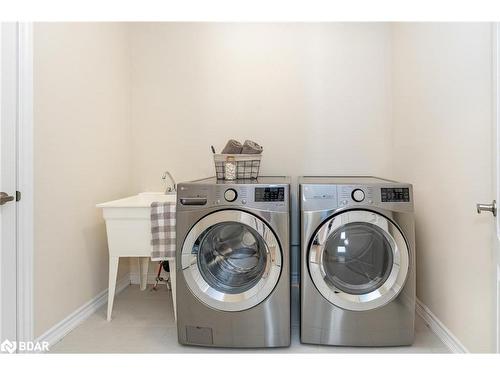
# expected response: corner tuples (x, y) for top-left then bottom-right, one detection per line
(0, 22), (34, 345)
(16, 22), (34, 344)
(494, 22), (500, 354)
(1, 22), (19, 342)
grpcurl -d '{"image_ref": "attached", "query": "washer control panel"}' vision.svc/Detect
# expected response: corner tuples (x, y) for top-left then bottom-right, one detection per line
(178, 183), (289, 212)
(254, 187), (285, 202)
(224, 188), (238, 202)
(351, 189), (365, 202)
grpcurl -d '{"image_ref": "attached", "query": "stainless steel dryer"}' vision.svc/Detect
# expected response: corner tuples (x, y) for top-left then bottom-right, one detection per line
(300, 176), (415, 346)
(176, 177), (290, 348)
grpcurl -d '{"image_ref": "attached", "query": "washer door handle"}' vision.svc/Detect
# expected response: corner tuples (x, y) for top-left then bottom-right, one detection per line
(476, 200), (496, 217)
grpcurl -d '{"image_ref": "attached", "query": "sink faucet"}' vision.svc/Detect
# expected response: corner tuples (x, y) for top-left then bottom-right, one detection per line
(162, 171), (176, 194)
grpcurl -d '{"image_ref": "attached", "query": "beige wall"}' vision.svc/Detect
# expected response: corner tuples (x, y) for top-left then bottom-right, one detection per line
(129, 23), (394, 190)
(34, 23), (132, 337)
(392, 23), (495, 352)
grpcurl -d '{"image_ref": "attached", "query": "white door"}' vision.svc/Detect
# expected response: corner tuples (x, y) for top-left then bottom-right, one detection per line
(0, 22), (18, 342)
(181, 210), (282, 311)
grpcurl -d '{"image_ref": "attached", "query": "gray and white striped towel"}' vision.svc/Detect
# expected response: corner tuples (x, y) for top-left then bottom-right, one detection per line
(150, 202), (176, 261)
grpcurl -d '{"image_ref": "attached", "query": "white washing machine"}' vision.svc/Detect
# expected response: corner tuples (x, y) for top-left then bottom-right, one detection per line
(300, 176), (416, 346)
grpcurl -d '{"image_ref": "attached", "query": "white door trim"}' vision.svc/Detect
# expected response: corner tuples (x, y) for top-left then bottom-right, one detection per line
(1, 22), (19, 342)
(16, 22), (34, 343)
(493, 22), (500, 354)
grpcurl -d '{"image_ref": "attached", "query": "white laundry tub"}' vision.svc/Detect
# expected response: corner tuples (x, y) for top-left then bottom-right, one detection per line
(97, 192), (177, 321)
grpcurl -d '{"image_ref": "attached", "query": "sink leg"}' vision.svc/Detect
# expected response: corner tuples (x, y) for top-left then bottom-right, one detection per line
(107, 256), (119, 321)
(139, 257), (149, 291)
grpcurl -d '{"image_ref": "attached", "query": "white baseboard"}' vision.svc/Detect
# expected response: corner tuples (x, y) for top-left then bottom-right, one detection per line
(36, 274), (131, 348)
(415, 298), (468, 353)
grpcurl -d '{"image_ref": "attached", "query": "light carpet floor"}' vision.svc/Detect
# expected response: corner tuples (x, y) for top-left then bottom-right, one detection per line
(51, 284), (450, 353)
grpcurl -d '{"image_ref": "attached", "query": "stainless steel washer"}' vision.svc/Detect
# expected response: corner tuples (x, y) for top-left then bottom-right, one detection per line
(176, 177), (291, 347)
(300, 176), (416, 346)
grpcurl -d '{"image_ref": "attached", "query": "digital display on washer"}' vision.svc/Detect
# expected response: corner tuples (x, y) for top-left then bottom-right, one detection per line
(381, 188), (410, 202)
(255, 187), (285, 202)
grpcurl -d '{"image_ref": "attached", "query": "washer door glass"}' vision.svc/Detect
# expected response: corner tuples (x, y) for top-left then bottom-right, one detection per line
(308, 210), (409, 311)
(323, 222), (393, 295)
(181, 210), (282, 312)
(196, 222), (268, 294)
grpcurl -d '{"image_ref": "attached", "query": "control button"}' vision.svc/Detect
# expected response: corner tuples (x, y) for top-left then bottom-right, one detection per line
(241, 199), (247, 204)
(352, 189), (365, 202)
(224, 188), (237, 202)
(215, 199), (221, 204)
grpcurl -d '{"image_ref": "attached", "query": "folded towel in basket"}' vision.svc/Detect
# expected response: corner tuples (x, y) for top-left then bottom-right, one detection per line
(221, 139), (243, 154)
(242, 140), (263, 154)
(150, 202), (176, 261)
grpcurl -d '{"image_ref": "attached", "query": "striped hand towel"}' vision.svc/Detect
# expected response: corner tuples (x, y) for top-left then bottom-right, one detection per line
(150, 202), (176, 261)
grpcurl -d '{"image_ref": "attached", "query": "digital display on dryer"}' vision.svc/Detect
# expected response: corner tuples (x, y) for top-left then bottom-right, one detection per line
(255, 187), (285, 202)
(381, 188), (410, 202)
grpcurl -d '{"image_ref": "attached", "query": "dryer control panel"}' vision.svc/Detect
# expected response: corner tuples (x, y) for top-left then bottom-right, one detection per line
(338, 185), (376, 206)
(301, 182), (413, 212)
(381, 187), (410, 202)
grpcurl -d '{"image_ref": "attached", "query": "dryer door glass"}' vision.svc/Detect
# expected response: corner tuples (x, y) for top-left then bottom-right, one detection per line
(196, 222), (268, 294)
(322, 222), (393, 295)
(308, 210), (409, 311)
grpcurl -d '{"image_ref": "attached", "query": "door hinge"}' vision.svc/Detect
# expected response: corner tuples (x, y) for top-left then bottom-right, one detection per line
(16, 191), (21, 202)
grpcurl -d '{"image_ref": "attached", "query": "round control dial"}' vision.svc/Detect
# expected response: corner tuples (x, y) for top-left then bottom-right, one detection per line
(351, 189), (365, 202)
(224, 188), (238, 202)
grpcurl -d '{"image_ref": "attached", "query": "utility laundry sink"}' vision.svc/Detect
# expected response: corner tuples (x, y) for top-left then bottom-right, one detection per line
(97, 192), (177, 321)
(97, 191), (177, 209)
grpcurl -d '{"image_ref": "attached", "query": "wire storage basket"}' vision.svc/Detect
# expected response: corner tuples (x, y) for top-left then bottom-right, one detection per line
(214, 154), (262, 180)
